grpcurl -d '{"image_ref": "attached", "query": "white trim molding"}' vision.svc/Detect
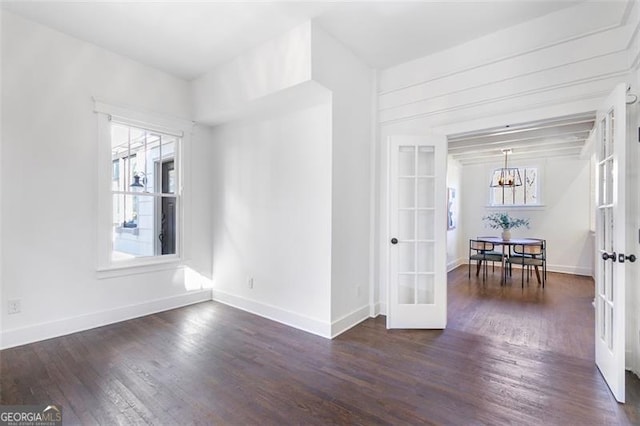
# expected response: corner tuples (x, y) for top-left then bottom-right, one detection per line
(0, 290), (212, 350)
(94, 98), (194, 274)
(447, 257), (464, 272)
(211, 289), (333, 339)
(93, 97), (194, 135)
(331, 305), (371, 338)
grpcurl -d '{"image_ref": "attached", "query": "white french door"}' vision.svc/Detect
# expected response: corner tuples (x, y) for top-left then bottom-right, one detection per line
(387, 134), (447, 329)
(595, 83), (629, 403)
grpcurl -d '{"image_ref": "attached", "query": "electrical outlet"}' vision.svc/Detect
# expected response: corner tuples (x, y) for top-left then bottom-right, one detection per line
(8, 299), (21, 315)
(248, 277), (254, 289)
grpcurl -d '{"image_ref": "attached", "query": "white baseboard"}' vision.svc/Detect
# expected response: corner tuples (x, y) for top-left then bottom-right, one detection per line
(463, 262), (592, 277)
(0, 289), (213, 350)
(211, 289), (332, 338)
(546, 264), (592, 276)
(447, 258), (464, 272)
(331, 305), (371, 338)
(371, 302), (383, 317)
(377, 302), (387, 316)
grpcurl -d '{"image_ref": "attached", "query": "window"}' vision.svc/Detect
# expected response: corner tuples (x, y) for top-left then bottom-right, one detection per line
(110, 122), (179, 261)
(490, 166), (540, 206)
(94, 98), (191, 272)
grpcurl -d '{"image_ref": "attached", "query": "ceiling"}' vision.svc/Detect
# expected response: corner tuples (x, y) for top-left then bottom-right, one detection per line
(1, 1), (581, 80)
(2, 1), (604, 164)
(447, 112), (596, 165)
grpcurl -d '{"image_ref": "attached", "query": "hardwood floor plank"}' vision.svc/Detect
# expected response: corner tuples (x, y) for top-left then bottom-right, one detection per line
(2, 267), (639, 424)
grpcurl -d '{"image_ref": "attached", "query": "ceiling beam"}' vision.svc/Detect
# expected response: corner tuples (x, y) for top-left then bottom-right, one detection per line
(447, 133), (589, 154)
(448, 122), (594, 148)
(447, 113), (596, 141)
(452, 144), (583, 162)
(449, 140), (584, 159)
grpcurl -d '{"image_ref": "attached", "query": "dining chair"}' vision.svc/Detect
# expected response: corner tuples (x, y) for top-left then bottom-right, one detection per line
(477, 236), (505, 273)
(509, 238), (547, 280)
(506, 242), (545, 288)
(468, 239), (505, 281)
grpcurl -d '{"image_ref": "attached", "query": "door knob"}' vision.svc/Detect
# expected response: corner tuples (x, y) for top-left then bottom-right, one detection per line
(602, 252), (617, 261)
(391, 238), (398, 245)
(618, 253), (637, 263)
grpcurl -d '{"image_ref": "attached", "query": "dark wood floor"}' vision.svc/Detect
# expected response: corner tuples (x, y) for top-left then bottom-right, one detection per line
(2, 266), (639, 425)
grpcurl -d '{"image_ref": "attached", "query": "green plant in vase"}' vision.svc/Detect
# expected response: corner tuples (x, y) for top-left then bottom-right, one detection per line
(482, 212), (530, 241)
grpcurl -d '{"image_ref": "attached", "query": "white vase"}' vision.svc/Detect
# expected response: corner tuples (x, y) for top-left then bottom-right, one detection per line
(501, 230), (511, 241)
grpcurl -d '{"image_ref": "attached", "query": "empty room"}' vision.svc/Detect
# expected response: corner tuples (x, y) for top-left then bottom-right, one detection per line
(1, 1), (640, 424)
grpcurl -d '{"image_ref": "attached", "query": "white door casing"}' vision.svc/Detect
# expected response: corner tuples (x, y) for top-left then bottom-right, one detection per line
(387, 134), (447, 329)
(595, 83), (627, 403)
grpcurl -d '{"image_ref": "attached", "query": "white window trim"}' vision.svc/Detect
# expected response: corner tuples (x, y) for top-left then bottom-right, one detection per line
(94, 98), (193, 276)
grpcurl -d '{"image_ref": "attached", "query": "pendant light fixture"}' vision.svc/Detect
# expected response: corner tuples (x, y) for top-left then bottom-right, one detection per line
(490, 149), (522, 188)
(130, 172), (147, 190)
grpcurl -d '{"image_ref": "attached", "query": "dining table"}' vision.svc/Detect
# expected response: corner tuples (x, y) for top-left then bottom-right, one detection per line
(476, 236), (543, 284)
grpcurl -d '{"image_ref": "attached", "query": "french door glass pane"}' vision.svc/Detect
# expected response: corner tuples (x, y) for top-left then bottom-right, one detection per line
(399, 178), (415, 208)
(606, 109), (614, 158)
(417, 209), (434, 240)
(417, 178), (434, 208)
(600, 117), (607, 159)
(417, 275), (435, 304)
(398, 146), (415, 176)
(417, 242), (434, 272)
(598, 162), (605, 206)
(607, 303), (613, 349)
(398, 274), (415, 304)
(417, 146), (434, 175)
(605, 159), (613, 205)
(399, 243), (415, 272)
(399, 210), (415, 240)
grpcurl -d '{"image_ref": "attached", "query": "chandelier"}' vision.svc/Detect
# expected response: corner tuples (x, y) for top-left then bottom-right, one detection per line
(490, 149), (522, 188)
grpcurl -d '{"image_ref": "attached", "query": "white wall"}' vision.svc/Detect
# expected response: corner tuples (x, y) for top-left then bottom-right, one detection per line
(192, 22), (312, 126)
(311, 25), (373, 334)
(209, 99), (333, 336)
(0, 11), (212, 349)
(461, 158), (592, 275)
(199, 22), (373, 338)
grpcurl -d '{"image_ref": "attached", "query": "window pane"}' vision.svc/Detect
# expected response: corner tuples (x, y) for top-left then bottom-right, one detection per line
(160, 196), (177, 255)
(490, 166), (539, 206)
(112, 194), (155, 259)
(161, 137), (177, 195)
(524, 168), (537, 204)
